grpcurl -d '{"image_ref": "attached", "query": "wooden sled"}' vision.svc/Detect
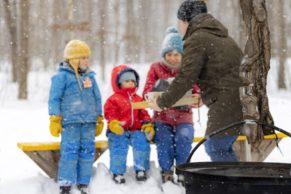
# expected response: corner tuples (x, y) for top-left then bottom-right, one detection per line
(132, 94), (201, 109)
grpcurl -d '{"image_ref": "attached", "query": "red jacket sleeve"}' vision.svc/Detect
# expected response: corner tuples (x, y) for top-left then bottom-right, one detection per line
(142, 64), (158, 98)
(104, 97), (119, 122)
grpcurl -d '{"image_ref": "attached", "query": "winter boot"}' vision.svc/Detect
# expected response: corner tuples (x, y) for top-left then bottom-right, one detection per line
(136, 171), (147, 182)
(77, 184), (89, 194)
(60, 186), (71, 194)
(112, 174), (126, 184)
(161, 170), (174, 183)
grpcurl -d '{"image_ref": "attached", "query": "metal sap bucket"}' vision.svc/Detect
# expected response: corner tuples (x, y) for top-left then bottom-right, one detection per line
(176, 121), (291, 194)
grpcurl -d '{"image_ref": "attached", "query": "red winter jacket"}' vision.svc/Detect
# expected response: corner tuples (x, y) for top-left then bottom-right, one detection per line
(142, 61), (200, 126)
(104, 65), (151, 131)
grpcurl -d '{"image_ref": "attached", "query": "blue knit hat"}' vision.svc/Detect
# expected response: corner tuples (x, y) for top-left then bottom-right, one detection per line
(160, 26), (183, 57)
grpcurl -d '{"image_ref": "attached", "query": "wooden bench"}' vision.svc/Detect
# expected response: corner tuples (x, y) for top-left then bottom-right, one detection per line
(17, 141), (108, 180)
(17, 133), (287, 180)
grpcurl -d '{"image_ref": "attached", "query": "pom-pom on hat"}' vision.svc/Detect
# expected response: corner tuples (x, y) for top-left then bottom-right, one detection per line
(160, 26), (183, 58)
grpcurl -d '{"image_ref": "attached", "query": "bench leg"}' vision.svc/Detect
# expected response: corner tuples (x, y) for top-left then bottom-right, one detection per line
(22, 148), (108, 181)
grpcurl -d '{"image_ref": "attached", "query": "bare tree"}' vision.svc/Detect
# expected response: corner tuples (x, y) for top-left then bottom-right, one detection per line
(277, 0), (287, 89)
(18, 0), (30, 99)
(124, 0), (134, 64)
(50, 0), (64, 67)
(113, 0), (121, 65)
(3, 0), (18, 82)
(98, 0), (107, 81)
(238, 0), (275, 161)
(140, 0), (151, 62)
(163, 0), (171, 31)
(230, 0), (246, 49)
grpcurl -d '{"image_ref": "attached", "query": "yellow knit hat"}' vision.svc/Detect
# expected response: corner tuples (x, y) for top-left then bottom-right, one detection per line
(64, 40), (91, 91)
(64, 39), (91, 60)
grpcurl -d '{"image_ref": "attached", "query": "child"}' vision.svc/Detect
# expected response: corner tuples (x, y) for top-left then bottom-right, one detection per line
(104, 64), (154, 184)
(48, 40), (103, 194)
(143, 27), (202, 183)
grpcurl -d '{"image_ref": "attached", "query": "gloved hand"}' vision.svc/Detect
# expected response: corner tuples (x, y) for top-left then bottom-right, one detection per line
(141, 123), (155, 141)
(109, 120), (124, 135)
(49, 116), (62, 137)
(96, 115), (104, 136)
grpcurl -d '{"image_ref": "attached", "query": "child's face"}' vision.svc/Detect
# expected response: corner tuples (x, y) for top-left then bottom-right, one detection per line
(121, 80), (136, 88)
(79, 56), (89, 70)
(165, 52), (182, 66)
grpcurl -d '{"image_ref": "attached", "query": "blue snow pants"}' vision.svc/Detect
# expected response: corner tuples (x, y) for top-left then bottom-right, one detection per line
(58, 123), (95, 186)
(154, 122), (194, 172)
(204, 136), (238, 161)
(108, 130), (150, 174)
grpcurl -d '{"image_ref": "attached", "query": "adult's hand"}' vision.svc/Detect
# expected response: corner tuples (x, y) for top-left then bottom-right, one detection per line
(148, 97), (163, 112)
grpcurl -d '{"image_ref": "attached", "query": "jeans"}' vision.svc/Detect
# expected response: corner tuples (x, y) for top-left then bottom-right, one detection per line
(108, 130), (150, 174)
(154, 122), (194, 171)
(204, 136), (238, 161)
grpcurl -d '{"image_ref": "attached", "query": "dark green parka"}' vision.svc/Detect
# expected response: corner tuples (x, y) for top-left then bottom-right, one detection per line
(157, 13), (244, 136)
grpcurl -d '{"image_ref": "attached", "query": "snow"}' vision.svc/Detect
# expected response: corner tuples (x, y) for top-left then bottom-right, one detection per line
(0, 62), (291, 194)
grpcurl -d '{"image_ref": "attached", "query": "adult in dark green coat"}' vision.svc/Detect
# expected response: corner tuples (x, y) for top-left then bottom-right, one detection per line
(150, 0), (244, 162)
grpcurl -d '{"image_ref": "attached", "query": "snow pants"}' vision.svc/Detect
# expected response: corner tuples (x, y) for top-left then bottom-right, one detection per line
(204, 136), (238, 161)
(58, 123), (95, 186)
(108, 130), (150, 174)
(154, 122), (194, 172)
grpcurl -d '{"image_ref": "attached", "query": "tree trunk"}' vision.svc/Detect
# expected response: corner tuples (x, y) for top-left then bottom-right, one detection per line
(39, 0), (50, 70)
(124, 0), (134, 63)
(18, 0), (30, 99)
(3, 0), (18, 82)
(113, 0), (120, 65)
(98, 0), (107, 81)
(141, 0), (150, 62)
(50, 0), (62, 68)
(230, 0), (246, 49)
(237, 0), (277, 162)
(240, 0), (274, 134)
(277, 0), (287, 89)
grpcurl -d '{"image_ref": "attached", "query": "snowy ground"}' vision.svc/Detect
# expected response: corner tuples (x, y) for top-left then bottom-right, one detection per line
(0, 62), (291, 194)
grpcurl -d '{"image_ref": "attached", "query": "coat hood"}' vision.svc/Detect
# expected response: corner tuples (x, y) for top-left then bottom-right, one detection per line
(58, 61), (75, 73)
(184, 13), (228, 40)
(111, 65), (140, 93)
(58, 61), (95, 76)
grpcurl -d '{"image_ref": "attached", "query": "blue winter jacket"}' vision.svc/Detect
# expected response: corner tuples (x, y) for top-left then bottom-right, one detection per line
(48, 62), (102, 125)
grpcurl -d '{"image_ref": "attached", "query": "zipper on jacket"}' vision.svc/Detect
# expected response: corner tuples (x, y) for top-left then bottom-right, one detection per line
(127, 92), (134, 128)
